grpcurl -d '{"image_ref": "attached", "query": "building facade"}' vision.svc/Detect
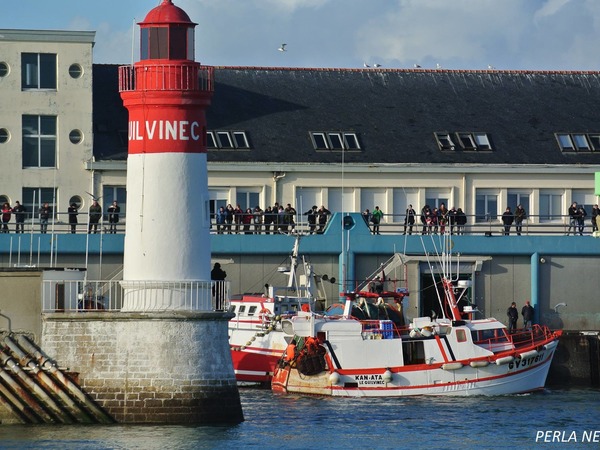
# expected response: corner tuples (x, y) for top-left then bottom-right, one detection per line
(0, 30), (95, 227)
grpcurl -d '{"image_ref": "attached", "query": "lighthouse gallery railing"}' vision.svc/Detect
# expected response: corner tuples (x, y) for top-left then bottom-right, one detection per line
(118, 63), (214, 93)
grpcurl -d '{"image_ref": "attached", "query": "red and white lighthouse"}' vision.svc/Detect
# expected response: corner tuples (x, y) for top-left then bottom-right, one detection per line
(119, 0), (214, 311)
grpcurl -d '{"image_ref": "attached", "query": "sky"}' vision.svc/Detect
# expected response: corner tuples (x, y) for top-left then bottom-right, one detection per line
(3, 0), (600, 71)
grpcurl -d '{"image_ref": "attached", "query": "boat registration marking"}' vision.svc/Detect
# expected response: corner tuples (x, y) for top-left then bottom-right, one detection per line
(510, 352), (545, 370)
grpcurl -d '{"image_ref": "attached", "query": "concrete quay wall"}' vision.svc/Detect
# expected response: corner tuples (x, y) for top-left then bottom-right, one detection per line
(41, 312), (243, 424)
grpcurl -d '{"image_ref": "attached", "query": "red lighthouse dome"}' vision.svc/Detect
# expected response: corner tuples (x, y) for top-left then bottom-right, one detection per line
(140, 0), (196, 26)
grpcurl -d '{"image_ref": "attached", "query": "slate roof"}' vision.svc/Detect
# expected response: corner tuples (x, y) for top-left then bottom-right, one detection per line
(93, 65), (600, 165)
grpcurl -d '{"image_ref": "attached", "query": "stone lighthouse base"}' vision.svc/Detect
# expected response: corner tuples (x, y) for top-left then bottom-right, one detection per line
(42, 311), (244, 424)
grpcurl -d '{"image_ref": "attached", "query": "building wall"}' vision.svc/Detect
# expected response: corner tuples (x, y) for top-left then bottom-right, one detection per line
(0, 270), (42, 338)
(0, 30), (95, 218)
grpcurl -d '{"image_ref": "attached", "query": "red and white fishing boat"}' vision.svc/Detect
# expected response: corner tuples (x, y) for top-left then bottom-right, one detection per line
(228, 236), (331, 384)
(272, 248), (562, 397)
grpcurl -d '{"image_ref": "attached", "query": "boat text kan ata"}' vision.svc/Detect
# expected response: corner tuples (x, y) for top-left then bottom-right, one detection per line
(272, 251), (562, 397)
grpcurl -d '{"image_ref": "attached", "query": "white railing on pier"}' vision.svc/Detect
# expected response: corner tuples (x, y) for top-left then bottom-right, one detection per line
(42, 279), (230, 313)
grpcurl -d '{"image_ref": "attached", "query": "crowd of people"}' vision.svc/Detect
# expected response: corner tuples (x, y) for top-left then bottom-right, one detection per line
(214, 202), (331, 235)
(0, 200), (121, 234)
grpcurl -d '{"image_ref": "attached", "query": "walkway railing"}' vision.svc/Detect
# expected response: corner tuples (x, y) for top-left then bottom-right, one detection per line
(1, 213), (597, 236)
(42, 279), (230, 313)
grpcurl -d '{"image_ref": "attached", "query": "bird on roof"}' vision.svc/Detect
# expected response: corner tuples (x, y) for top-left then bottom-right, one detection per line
(373, 63), (381, 68)
(487, 64), (495, 70)
(413, 64), (421, 68)
(436, 63), (442, 69)
(363, 63), (370, 68)
(278, 43), (287, 52)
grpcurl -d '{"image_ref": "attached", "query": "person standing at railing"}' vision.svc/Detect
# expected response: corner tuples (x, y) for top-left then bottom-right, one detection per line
(107, 200), (120, 234)
(1, 202), (11, 233)
(371, 206), (384, 235)
(263, 206), (274, 234)
(403, 204), (416, 235)
(233, 204), (243, 234)
(39, 202), (51, 234)
(448, 206), (457, 235)
(304, 205), (318, 234)
(12, 201), (26, 233)
(502, 207), (514, 235)
(514, 204), (527, 236)
(253, 205), (264, 234)
(507, 302), (518, 333)
(211, 262), (227, 310)
(88, 200), (102, 234)
(420, 205), (431, 235)
(215, 206), (226, 234)
(521, 300), (534, 331)
(455, 208), (467, 235)
(577, 205), (587, 236)
(567, 201), (578, 235)
(225, 203), (234, 234)
(317, 205), (331, 234)
(242, 207), (253, 234)
(592, 204), (599, 233)
(68, 203), (78, 234)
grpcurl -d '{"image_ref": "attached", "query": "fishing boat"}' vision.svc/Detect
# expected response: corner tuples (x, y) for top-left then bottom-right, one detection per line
(228, 236), (332, 384)
(272, 247), (562, 397)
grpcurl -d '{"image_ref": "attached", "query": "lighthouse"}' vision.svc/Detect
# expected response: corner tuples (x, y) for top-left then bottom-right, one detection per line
(108, 0), (243, 423)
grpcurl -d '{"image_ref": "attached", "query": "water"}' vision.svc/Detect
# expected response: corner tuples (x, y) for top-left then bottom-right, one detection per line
(0, 387), (598, 449)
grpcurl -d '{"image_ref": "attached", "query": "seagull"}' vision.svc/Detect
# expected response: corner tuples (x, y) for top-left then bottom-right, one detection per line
(85, 191), (101, 201)
(487, 64), (495, 70)
(413, 64), (421, 68)
(363, 63), (370, 68)
(436, 63), (442, 69)
(373, 63), (381, 68)
(278, 43), (287, 52)
(554, 303), (567, 313)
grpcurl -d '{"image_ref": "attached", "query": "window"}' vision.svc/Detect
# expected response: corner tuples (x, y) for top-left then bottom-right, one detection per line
(309, 132), (361, 151)
(436, 132), (492, 151)
(207, 131), (250, 149)
(556, 133), (600, 152)
(456, 132), (476, 150)
(23, 188), (56, 220)
(102, 186), (127, 219)
(69, 195), (83, 210)
(217, 131), (234, 149)
(68, 64), (83, 79)
(434, 132), (455, 151)
(507, 192), (530, 212)
(475, 192), (498, 222)
(209, 189), (229, 222)
(69, 129), (83, 144)
(21, 53), (56, 89)
(473, 133), (492, 150)
(0, 62), (9, 77)
(539, 191), (562, 222)
(22, 115), (57, 168)
(236, 190), (260, 211)
(0, 128), (9, 144)
(455, 329), (467, 343)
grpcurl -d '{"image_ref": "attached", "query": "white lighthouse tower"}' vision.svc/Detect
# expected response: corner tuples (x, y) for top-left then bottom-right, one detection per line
(120, 0), (212, 311)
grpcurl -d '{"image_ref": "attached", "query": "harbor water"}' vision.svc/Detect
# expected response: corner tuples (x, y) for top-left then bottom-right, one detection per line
(0, 387), (598, 449)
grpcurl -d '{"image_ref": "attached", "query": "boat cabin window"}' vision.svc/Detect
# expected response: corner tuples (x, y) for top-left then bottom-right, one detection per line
(472, 329), (509, 344)
(455, 329), (467, 343)
(238, 305), (246, 314)
(248, 306), (257, 316)
(402, 341), (425, 365)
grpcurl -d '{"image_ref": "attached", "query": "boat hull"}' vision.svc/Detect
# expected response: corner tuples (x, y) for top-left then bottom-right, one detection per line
(272, 337), (560, 397)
